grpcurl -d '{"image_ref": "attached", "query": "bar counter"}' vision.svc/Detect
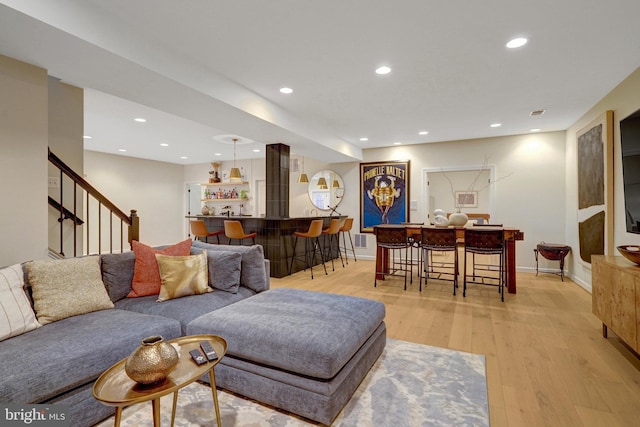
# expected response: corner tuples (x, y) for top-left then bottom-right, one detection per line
(186, 215), (345, 278)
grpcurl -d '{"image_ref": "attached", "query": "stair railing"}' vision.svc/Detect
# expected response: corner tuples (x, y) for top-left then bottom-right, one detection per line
(48, 148), (139, 257)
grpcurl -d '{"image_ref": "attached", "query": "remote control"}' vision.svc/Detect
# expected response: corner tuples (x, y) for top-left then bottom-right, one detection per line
(200, 341), (218, 361)
(189, 349), (207, 365)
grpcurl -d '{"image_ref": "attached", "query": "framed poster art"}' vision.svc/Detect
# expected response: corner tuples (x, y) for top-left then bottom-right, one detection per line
(577, 110), (613, 264)
(455, 191), (478, 208)
(360, 160), (410, 233)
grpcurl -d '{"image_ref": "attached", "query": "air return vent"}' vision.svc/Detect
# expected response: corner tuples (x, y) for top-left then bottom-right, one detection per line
(530, 109), (546, 116)
(354, 234), (367, 248)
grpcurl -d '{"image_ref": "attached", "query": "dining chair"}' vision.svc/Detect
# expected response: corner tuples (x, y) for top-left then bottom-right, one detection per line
(420, 227), (458, 294)
(374, 226), (411, 290)
(224, 220), (257, 245)
(463, 228), (506, 301)
(190, 220), (222, 244)
(289, 219), (327, 279)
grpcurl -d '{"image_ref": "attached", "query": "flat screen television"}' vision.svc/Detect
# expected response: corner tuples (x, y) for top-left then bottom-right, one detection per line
(620, 108), (640, 234)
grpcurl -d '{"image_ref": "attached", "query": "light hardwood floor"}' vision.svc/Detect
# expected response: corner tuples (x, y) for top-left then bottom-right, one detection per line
(270, 255), (640, 427)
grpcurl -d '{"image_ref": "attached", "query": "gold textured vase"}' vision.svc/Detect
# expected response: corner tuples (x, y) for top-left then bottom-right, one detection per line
(124, 336), (179, 385)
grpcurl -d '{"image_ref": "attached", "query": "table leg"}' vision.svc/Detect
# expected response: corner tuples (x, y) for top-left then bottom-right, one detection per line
(375, 246), (390, 279)
(152, 398), (161, 427)
(209, 369), (222, 426)
(171, 391), (178, 427)
(113, 407), (122, 427)
(506, 239), (517, 294)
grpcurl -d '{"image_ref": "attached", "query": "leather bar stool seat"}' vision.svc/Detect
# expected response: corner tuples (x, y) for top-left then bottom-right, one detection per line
(224, 220), (257, 245)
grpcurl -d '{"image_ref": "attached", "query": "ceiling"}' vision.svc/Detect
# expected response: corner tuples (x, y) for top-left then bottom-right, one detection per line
(1, 0), (640, 165)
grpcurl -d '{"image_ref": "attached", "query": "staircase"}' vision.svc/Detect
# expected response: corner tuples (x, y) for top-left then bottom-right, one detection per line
(48, 148), (139, 257)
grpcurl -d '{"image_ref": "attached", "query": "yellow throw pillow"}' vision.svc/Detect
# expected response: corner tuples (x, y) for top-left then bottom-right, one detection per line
(156, 251), (210, 302)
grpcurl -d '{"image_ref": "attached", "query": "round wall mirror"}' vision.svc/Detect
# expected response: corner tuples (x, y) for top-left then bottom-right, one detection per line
(308, 170), (344, 210)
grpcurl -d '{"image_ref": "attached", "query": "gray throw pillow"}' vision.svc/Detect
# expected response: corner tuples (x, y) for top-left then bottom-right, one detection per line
(100, 252), (135, 302)
(191, 248), (242, 293)
(191, 241), (268, 293)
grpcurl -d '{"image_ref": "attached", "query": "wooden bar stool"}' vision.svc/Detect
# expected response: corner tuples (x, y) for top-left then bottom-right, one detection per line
(463, 228), (506, 301)
(322, 218), (345, 271)
(339, 217), (357, 264)
(374, 226), (411, 290)
(224, 220), (257, 245)
(190, 220), (222, 244)
(420, 227), (458, 294)
(289, 219), (327, 279)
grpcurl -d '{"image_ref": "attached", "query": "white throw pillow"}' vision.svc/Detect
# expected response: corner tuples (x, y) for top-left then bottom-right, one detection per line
(0, 264), (41, 341)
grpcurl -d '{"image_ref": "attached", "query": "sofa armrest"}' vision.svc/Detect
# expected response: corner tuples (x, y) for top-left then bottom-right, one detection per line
(263, 259), (270, 290)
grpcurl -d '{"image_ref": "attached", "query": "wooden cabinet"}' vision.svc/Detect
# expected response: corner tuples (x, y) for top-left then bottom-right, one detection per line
(592, 255), (640, 352)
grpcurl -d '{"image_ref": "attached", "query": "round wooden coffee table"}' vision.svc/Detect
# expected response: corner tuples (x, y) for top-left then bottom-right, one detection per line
(93, 334), (227, 427)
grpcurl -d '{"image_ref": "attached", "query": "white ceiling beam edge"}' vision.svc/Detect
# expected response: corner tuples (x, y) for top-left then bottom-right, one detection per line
(0, 1), (362, 162)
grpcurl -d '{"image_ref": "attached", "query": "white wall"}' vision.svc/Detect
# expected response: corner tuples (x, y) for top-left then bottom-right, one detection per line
(0, 55), (48, 266)
(84, 151), (185, 247)
(338, 131), (567, 271)
(47, 77), (84, 257)
(566, 66), (640, 290)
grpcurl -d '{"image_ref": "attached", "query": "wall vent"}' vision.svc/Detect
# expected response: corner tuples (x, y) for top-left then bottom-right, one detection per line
(354, 234), (367, 248)
(530, 109), (546, 116)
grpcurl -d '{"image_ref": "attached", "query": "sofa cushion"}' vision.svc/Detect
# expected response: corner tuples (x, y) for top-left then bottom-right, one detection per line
(192, 241), (268, 293)
(25, 256), (114, 325)
(115, 287), (256, 334)
(186, 288), (386, 379)
(190, 248), (242, 293)
(0, 309), (181, 404)
(129, 239), (192, 297)
(156, 251), (210, 302)
(0, 264), (41, 342)
(100, 251), (135, 302)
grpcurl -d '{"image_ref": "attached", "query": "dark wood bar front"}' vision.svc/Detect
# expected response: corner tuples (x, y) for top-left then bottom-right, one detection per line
(186, 215), (345, 278)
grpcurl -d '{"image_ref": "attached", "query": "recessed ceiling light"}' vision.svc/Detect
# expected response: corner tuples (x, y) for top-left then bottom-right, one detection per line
(134, 118), (146, 122)
(530, 128), (541, 132)
(490, 123), (502, 128)
(118, 149), (127, 152)
(360, 137), (369, 141)
(393, 141), (402, 145)
(506, 37), (528, 48)
(253, 149), (260, 153)
(214, 153), (222, 156)
(280, 87), (293, 94)
(83, 135), (92, 139)
(160, 143), (169, 147)
(419, 131), (429, 135)
(180, 156), (188, 159)
(375, 66), (391, 75)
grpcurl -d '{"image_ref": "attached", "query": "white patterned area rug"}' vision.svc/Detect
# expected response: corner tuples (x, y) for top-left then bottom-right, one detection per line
(95, 338), (488, 427)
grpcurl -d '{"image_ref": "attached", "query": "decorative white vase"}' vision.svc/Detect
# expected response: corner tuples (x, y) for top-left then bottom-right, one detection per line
(448, 212), (468, 226)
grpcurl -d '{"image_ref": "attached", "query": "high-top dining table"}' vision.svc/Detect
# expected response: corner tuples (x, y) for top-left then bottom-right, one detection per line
(374, 224), (524, 294)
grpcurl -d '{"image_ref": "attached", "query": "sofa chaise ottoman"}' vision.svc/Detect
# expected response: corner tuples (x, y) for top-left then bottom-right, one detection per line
(186, 287), (386, 425)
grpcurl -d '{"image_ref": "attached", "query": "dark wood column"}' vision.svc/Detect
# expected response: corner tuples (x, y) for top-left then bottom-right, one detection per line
(266, 143), (290, 218)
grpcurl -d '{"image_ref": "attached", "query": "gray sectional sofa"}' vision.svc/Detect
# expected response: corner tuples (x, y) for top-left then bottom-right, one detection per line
(0, 240), (385, 427)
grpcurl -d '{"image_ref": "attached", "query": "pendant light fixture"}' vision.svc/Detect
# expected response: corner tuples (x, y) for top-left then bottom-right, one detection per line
(298, 156), (309, 183)
(332, 179), (340, 188)
(229, 138), (242, 182)
(317, 177), (328, 189)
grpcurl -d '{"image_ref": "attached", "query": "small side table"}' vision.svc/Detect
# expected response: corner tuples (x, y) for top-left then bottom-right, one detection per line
(534, 242), (571, 281)
(93, 334), (227, 427)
